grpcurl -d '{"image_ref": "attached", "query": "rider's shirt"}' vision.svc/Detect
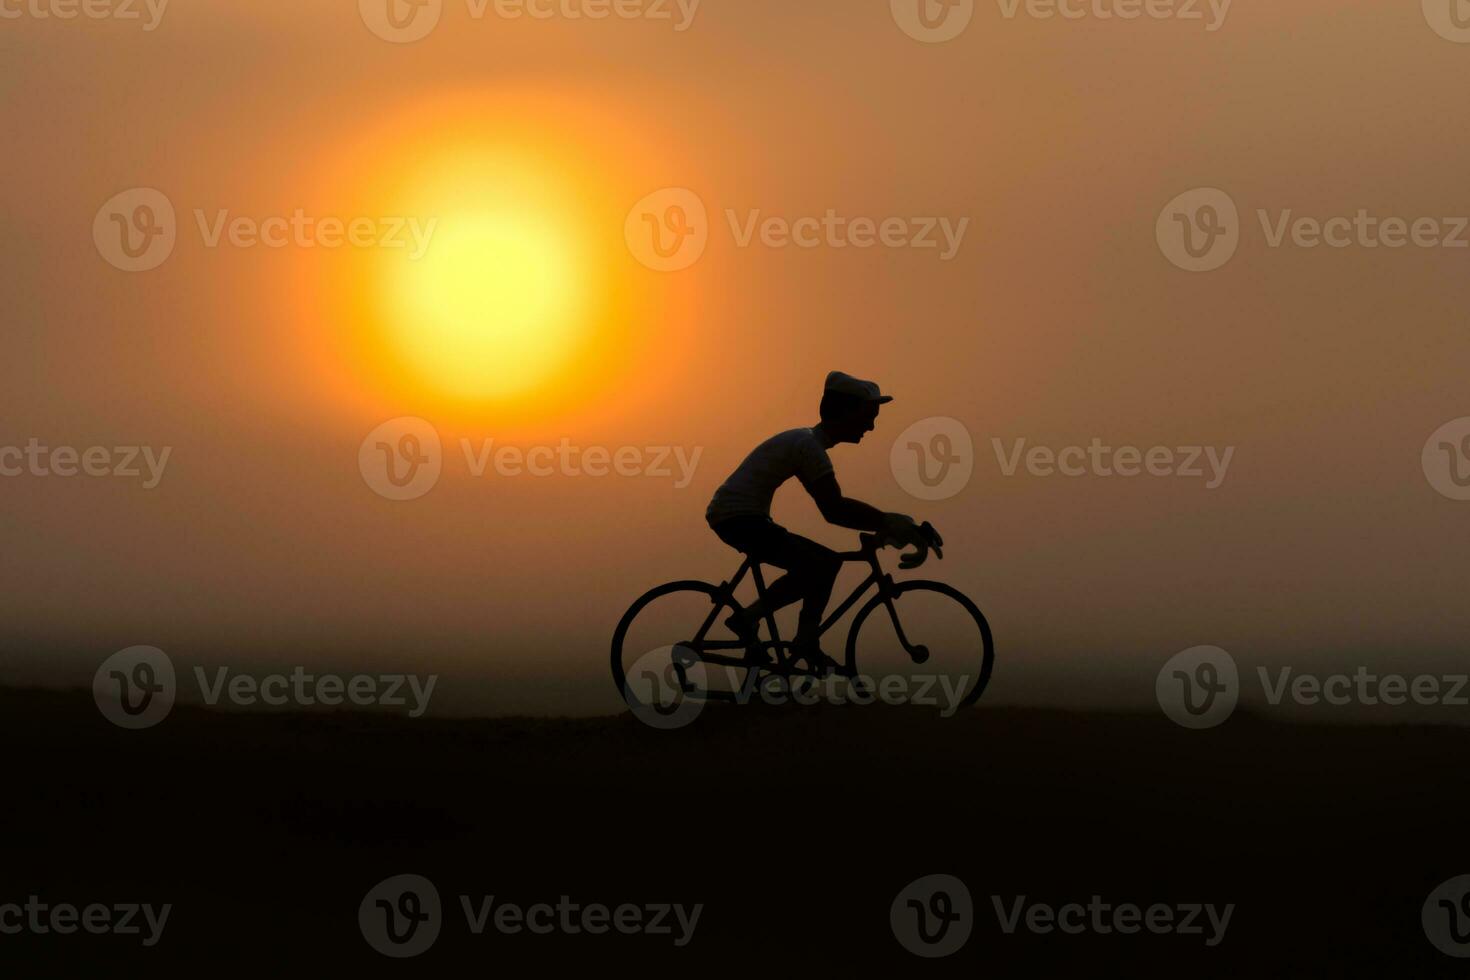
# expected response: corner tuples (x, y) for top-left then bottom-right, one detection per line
(706, 427), (835, 525)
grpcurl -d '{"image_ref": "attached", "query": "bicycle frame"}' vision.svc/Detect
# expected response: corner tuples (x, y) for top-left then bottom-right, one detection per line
(685, 534), (920, 677)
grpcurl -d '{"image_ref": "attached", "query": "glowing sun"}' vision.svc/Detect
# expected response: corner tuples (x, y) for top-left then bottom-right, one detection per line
(305, 90), (670, 421)
(375, 147), (596, 403)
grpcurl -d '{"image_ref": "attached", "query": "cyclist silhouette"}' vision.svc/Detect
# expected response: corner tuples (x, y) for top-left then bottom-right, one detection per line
(706, 372), (943, 674)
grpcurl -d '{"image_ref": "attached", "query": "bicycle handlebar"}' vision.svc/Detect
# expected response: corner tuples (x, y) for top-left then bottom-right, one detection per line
(844, 523), (942, 566)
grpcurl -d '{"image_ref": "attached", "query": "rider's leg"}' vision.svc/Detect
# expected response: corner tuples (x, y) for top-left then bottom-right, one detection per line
(711, 519), (842, 663)
(711, 519), (808, 617)
(744, 535), (842, 657)
(745, 571), (804, 619)
(788, 552), (841, 649)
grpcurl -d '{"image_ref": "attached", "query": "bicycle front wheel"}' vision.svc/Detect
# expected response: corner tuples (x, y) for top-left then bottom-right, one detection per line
(844, 581), (994, 714)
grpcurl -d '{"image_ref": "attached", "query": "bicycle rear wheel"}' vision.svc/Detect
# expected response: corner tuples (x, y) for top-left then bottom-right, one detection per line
(611, 581), (761, 720)
(844, 581), (994, 714)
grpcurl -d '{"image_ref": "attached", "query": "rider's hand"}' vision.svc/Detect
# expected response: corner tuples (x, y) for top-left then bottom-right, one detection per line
(881, 515), (944, 569)
(880, 513), (920, 546)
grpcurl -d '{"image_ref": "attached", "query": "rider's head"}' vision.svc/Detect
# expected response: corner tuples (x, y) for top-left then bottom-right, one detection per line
(819, 372), (891, 445)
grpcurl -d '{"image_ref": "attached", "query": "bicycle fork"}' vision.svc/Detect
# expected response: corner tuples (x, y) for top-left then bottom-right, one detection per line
(876, 579), (931, 665)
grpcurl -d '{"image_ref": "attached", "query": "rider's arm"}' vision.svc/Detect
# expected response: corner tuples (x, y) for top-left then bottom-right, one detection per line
(807, 474), (904, 534)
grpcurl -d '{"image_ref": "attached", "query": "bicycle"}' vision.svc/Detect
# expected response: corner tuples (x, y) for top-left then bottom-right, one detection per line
(611, 525), (994, 717)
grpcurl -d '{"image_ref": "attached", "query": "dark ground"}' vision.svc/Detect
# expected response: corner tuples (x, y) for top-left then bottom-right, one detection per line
(3, 686), (1467, 975)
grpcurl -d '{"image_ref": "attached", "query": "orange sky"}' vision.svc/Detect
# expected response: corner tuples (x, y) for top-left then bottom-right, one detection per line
(3, 0), (1469, 716)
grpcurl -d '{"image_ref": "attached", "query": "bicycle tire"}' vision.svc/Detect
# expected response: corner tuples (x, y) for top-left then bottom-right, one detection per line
(610, 580), (754, 710)
(843, 580), (994, 711)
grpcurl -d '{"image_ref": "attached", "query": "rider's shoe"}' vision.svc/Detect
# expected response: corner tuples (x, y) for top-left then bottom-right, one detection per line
(794, 646), (840, 677)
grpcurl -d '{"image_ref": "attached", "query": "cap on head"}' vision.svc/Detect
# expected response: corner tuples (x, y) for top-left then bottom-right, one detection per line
(824, 371), (893, 404)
